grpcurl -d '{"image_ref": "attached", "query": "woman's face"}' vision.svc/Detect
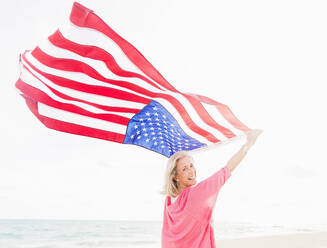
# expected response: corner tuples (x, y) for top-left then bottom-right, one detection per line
(174, 156), (197, 188)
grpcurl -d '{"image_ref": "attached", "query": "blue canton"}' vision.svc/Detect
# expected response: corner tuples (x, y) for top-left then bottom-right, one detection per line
(123, 100), (206, 157)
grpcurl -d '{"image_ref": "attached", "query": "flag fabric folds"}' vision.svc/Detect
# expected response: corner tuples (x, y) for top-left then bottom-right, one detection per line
(15, 2), (251, 157)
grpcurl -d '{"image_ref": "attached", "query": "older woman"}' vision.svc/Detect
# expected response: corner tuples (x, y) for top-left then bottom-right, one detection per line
(161, 129), (263, 248)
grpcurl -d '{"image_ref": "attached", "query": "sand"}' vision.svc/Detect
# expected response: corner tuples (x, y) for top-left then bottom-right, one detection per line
(216, 232), (327, 248)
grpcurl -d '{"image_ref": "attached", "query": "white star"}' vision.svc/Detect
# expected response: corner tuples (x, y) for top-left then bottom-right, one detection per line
(154, 141), (158, 145)
(147, 118), (152, 121)
(154, 112), (159, 116)
(137, 136), (141, 140)
(159, 136), (163, 139)
(162, 114), (166, 119)
(161, 145), (165, 148)
(156, 123), (161, 126)
(139, 118), (144, 121)
(145, 112), (150, 116)
(144, 133), (148, 136)
(163, 120), (167, 124)
(151, 132), (155, 135)
(150, 127), (154, 130)
(155, 118), (159, 121)
(142, 128), (147, 131)
(134, 125), (138, 129)
(146, 138), (150, 142)
(153, 106), (158, 110)
(152, 137), (157, 140)
(149, 122), (153, 126)
(160, 141), (164, 144)
(136, 130), (140, 135)
(141, 123), (145, 126)
(130, 135), (135, 139)
(170, 124), (175, 127)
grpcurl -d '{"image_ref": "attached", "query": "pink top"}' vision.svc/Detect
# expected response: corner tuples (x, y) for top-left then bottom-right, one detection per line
(161, 165), (231, 248)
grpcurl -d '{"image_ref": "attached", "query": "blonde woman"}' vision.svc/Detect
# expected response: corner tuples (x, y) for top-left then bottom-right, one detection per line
(161, 129), (263, 248)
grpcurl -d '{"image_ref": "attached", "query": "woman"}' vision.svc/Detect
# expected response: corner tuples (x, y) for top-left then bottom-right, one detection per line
(161, 129), (263, 248)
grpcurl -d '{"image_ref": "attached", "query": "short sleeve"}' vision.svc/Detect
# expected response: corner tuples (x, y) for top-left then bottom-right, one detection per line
(186, 165), (231, 221)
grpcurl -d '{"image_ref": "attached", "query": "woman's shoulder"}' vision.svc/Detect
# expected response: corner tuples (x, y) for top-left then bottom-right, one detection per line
(167, 187), (191, 203)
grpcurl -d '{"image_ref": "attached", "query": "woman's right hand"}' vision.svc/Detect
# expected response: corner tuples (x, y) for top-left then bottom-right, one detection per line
(246, 129), (263, 148)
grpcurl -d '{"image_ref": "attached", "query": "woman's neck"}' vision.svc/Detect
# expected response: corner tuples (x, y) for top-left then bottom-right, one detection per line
(177, 185), (187, 195)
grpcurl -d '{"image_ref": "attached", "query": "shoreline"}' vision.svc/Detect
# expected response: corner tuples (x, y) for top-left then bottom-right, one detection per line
(216, 231), (327, 248)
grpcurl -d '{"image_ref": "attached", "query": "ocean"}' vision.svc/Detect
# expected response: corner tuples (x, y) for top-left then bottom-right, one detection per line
(0, 219), (325, 248)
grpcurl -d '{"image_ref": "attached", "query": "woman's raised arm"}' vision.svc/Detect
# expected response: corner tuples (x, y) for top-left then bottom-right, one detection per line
(226, 129), (263, 173)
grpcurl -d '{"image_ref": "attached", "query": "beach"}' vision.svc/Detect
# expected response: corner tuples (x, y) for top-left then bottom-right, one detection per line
(1, 219), (326, 248)
(216, 232), (327, 248)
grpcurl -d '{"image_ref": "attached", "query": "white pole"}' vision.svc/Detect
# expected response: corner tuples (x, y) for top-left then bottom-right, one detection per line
(189, 130), (250, 155)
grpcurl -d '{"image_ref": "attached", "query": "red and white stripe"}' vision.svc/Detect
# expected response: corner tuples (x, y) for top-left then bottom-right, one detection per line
(16, 2), (251, 146)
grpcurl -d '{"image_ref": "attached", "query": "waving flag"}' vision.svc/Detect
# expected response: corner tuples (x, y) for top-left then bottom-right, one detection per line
(15, 2), (251, 157)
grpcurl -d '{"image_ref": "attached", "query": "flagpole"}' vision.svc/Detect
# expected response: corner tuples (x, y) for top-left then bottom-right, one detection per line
(189, 130), (251, 155)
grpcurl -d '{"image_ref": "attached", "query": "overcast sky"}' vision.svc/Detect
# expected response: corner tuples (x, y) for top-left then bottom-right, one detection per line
(1, 0), (326, 227)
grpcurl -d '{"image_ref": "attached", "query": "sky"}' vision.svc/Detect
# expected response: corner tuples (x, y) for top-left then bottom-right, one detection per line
(1, 0), (327, 228)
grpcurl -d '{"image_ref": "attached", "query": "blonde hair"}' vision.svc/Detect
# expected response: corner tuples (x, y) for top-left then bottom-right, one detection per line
(160, 151), (194, 198)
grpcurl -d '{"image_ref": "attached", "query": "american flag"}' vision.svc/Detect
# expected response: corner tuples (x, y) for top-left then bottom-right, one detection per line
(15, 2), (251, 157)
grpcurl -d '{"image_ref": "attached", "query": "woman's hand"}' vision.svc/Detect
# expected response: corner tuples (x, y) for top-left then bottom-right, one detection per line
(226, 129), (263, 173)
(246, 129), (263, 148)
